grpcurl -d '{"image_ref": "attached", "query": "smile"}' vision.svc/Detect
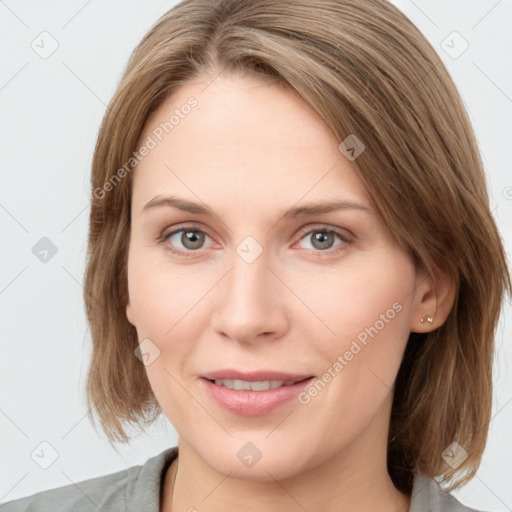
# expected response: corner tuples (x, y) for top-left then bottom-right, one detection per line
(212, 379), (299, 391)
(200, 373), (315, 416)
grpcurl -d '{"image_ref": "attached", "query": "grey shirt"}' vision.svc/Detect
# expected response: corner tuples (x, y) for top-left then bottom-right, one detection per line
(0, 446), (485, 511)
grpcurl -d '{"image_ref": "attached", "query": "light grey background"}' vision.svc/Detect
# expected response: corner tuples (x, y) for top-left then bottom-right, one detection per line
(0, 0), (511, 509)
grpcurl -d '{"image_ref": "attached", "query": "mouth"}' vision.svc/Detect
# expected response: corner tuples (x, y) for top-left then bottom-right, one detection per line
(208, 378), (304, 391)
(199, 370), (314, 416)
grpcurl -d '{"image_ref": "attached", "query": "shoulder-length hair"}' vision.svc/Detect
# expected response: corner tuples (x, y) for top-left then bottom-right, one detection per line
(83, 0), (510, 494)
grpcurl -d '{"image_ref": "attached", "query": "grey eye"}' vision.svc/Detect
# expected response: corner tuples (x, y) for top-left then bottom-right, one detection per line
(170, 230), (207, 251)
(300, 230), (342, 251)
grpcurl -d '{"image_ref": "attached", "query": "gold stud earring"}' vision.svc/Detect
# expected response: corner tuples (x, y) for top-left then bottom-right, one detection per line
(420, 316), (434, 324)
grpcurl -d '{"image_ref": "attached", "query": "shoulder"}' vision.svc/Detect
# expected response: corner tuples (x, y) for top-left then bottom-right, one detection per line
(0, 467), (133, 512)
(0, 447), (178, 512)
(410, 472), (489, 512)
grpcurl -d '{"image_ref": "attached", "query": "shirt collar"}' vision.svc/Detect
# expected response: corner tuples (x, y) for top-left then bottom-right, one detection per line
(126, 447), (460, 512)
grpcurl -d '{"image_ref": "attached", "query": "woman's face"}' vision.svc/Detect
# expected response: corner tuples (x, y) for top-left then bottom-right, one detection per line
(126, 71), (427, 480)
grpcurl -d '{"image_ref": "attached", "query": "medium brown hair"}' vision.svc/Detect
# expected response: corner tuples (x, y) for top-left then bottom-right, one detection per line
(83, 0), (510, 494)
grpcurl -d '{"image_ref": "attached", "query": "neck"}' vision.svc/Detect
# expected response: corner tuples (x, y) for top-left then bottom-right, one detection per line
(161, 397), (411, 512)
(164, 450), (410, 512)
(161, 443), (410, 512)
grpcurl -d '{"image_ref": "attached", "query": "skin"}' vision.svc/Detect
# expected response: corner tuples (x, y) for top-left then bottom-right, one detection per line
(125, 70), (454, 512)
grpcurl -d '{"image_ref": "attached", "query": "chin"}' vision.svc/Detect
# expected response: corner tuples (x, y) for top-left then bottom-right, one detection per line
(191, 434), (319, 482)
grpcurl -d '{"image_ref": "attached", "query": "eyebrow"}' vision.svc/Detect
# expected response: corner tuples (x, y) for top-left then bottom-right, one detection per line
(142, 195), (371, 220)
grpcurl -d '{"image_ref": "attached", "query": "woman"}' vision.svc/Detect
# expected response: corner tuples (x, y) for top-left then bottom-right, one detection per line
(1, 0), (509, 511)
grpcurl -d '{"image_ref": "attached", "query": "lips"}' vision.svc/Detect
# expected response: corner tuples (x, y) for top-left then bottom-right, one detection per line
(199, 369), (314, 416)
(201, 369), (312, 382)
(213, 379), (297, 391)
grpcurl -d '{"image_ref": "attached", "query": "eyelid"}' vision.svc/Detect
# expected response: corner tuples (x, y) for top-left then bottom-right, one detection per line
(294, 223), (355, 244)
(158, 222), (214, 245)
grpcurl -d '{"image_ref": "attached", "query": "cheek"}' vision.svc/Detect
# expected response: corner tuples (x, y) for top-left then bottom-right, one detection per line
(301, 251), (415, 347)
(298, 249), (415, 411)
(297, 251), (415, 421)
(126, 251), (216, 398)
(127, 249), (206, 337)
(127, 257), (204, 422)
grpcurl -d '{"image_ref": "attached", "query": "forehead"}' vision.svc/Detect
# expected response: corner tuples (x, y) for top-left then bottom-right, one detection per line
(131, 72), (371, 216)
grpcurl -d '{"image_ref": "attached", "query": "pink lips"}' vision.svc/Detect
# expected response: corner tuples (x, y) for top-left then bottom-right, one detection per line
(200, 369), (314, 416)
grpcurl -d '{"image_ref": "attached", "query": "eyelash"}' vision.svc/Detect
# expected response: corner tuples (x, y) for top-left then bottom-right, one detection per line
(157, 223), (354, 258)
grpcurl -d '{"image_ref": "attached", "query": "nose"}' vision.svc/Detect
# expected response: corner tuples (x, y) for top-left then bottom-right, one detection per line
(210, 249), (289, 345)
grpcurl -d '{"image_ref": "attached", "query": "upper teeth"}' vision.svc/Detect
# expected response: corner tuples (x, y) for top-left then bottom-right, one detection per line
(214, 379), (296, 391)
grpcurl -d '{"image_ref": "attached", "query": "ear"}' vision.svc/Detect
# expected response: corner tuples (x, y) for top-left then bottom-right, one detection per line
(126, 297), (135, 326)
(410, 265), (456, 333)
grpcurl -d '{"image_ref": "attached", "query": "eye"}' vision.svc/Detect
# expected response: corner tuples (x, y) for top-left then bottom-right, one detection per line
(158, 224), (354, 258)
(160, 225), (213, 257)
(295, 226), (353, 255)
